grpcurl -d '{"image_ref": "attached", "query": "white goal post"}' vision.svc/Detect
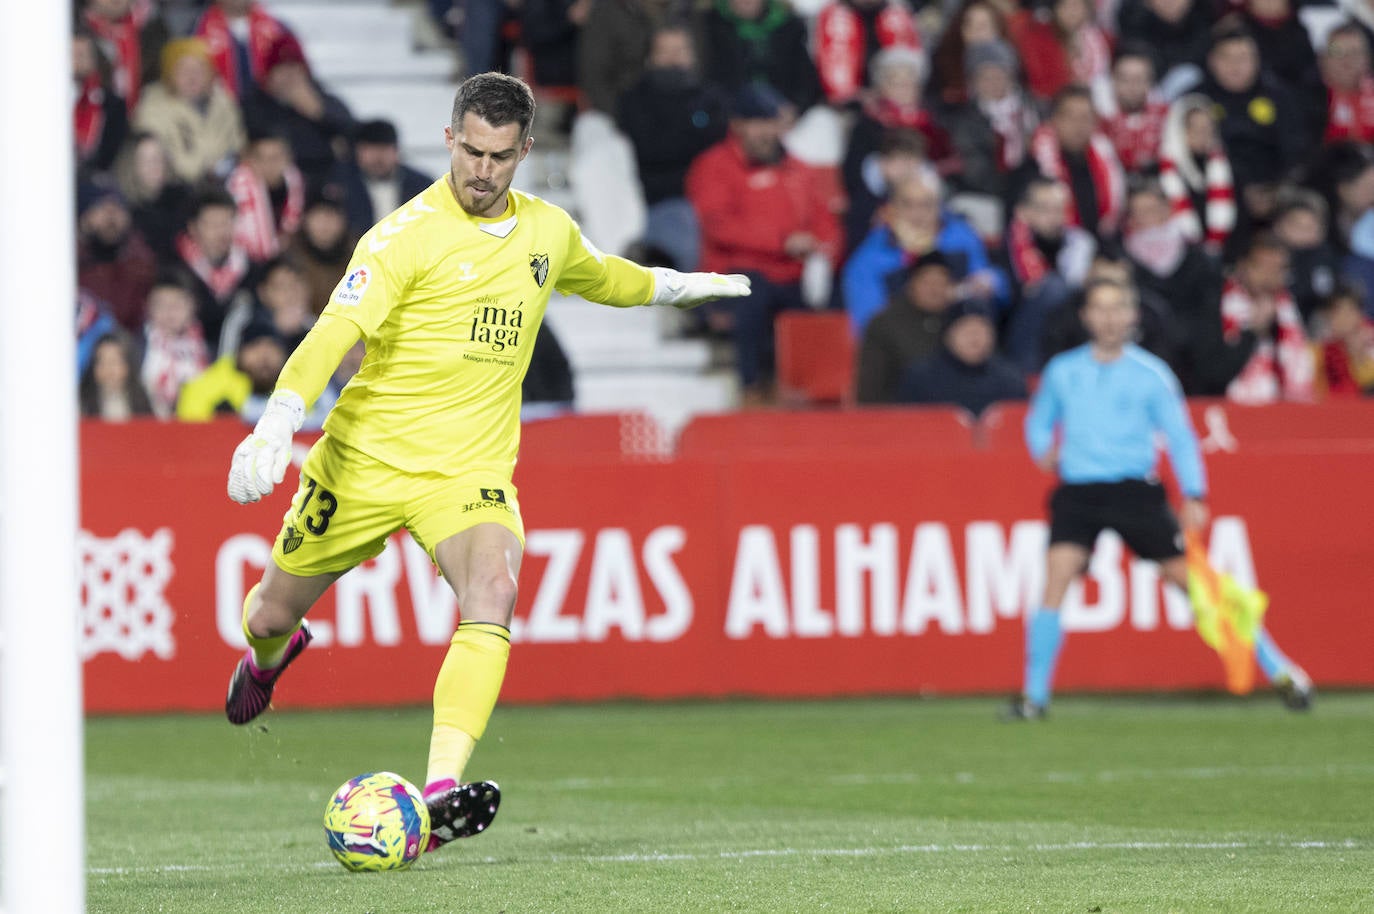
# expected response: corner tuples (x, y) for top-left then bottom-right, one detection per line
(0, 0), (85, 911)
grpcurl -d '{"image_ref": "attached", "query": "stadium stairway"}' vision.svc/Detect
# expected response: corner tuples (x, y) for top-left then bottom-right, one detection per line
(263, 0), (742, 436)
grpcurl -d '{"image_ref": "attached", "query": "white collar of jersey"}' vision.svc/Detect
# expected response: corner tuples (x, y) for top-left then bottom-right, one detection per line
(477, 214), (518, 238)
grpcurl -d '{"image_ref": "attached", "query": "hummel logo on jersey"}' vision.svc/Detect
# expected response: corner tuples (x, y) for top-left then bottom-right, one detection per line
(530, 252), (549, 288)
(368, 235), (391, 254)
(456, 262), (478, 282)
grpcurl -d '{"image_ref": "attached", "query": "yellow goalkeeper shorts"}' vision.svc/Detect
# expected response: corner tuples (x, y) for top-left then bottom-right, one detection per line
(270, 434), (525, 577)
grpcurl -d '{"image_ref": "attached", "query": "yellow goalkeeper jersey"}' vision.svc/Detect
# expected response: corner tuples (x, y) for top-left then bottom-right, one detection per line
(319, 177), (654, 475)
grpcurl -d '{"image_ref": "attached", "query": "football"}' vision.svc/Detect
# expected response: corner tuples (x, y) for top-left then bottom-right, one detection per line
(323, 771), (430, 872)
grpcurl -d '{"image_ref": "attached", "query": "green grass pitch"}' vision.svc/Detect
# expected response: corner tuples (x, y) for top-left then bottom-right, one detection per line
(87, 694), (1374, 913)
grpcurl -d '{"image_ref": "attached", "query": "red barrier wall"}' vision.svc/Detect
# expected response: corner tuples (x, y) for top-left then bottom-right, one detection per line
(79, 401), (1374, 713)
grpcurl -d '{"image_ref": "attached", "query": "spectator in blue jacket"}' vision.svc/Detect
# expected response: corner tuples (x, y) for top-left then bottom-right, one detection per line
(841, 171), (1008, 337)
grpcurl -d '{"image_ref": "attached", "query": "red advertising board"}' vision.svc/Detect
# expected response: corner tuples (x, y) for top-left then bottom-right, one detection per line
(79, 402), (1374, 713)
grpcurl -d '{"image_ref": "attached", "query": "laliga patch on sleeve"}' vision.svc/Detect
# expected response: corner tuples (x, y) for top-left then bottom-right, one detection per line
(333, 266), (371, 306)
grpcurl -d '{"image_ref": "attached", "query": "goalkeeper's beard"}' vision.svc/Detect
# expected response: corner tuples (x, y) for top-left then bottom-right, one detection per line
(448, 169), (506, 218)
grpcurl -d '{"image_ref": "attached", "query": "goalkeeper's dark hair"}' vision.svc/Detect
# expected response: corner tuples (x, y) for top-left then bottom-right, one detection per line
(451, 73), (536, 139)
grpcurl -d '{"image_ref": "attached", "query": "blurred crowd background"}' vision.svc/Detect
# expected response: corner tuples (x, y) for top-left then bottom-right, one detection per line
(73, 0), (1374, 430)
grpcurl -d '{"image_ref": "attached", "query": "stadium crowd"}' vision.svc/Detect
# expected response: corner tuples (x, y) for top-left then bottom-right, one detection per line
(74, 0), (1374, 423)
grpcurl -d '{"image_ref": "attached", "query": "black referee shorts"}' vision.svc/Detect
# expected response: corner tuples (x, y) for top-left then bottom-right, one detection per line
(1048, 480), (1184, 560)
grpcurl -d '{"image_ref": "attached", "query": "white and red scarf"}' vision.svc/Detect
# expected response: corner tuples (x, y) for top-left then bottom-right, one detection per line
(1158, 151), (1235, 253)
(1007, 216), (1094, 286)
(1029, 124), (1124, 234)
(141, 323), (209, 418)
(815, 3), (922, 104)
(175, 232), (250, 303)
(74, 74), (107, 162)
(85, 0), (152, 111)
(1325, 76), (1374, 144)
(194, 2), (290, 98)
(227, 162), (305, 262)
(979, 92), (1035, 171)
(1221, 278), (1315, 404)
(1100, 99), (1167, 173)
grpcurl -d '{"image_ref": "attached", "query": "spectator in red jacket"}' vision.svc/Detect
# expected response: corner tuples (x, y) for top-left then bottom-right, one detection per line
(814, 0), (923, 106)
(76, 181), (158, 333)
(686, 84), (842, 401)
(1321, 23), (1374, 145)
(1008, 0), (1112, 102)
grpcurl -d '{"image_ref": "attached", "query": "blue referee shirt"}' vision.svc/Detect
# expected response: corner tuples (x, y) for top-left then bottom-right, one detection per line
(1024, 343), (1208, 499)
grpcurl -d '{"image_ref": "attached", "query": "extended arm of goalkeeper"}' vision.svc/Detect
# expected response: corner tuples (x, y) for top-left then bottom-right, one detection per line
(648, 268), (751, 309)
(226, 269), (749, 503)
(226, 314), (361, 504)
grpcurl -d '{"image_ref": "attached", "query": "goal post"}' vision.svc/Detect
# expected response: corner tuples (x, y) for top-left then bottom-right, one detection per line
(0, 0), (85, 910)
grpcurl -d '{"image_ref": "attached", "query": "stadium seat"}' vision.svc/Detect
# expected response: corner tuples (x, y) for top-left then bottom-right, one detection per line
(774, 310), (855, 406)
(518, 410), (672, 464)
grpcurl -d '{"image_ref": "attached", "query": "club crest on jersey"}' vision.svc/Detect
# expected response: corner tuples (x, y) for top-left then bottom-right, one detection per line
(333, 266), (371, 306)
(529, 252), (549, 288)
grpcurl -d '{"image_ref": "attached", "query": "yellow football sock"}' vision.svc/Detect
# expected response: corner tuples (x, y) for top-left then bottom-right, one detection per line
(241, 583), (300, 670)
(426, 621), (511, 787)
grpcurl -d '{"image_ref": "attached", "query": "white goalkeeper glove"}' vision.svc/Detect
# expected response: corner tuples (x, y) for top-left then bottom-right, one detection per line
(227, 390), (305, 504)
(649, 268), (751, 309)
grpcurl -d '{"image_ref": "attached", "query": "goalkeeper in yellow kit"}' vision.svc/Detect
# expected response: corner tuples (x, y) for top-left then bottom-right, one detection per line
(222, 73), (750, 850)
